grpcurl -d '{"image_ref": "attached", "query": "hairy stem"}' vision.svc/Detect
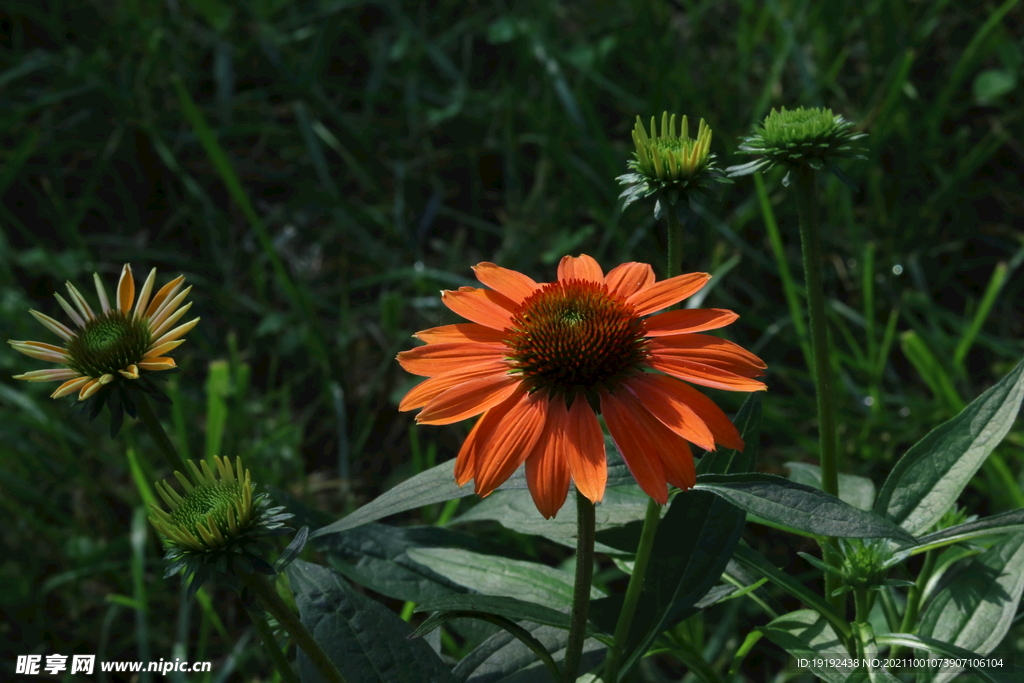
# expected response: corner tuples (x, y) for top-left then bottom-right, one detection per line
(563, 489), (596, 682)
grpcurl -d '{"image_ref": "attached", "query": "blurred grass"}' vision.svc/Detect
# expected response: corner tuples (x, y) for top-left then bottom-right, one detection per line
(1, 0), (1023, 679)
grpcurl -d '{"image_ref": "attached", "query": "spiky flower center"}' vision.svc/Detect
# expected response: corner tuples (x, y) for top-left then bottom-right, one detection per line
(758, 106), (839, 145)
(504, 280), (648, 395)
(65, 310), (150, 377)
(632, 113), (713, 181)
(171, 480), (250, 545)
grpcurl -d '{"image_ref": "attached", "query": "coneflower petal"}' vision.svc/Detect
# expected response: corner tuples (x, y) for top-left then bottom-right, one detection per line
(397, 342), (507, 377)
(399, 360), (510, 411)
(626, 272), (710, 316)
(524, 399), (571, 520)
(604, 262), (655, 299)
(148, 286), (193, 333)
(144, 275), (186, 320)
(8, 340), (71, 363)
(647, 354), (767, 392)
(557, 254), (603, 283)
(563, 395), (607, 504)
(53, 293), (86, 329)
(65, 282), (96, 321)
(624, 373), (716, 452)
(93, 272), (112, 313)
(51, 376), (91, 398)
(600, 388), (668, 505)
(471, 389), (547, 497)
(138, 357), (177, 371)
(116, 264), (135, 314)
(649, 334), (767, 371)
(472, 262), (541, 304)
(150, 301), (193, 340)
(455, 395), (520, 486)
(644, 309), (739, 336)
(441, 288), (517, 331)
(413, 323), (508, 345)
(119, 364), (140, 379)
(78, 379), (104, 400)
(417, 373), (520, 425)
(13, 368), (81, 382)
(29, 309), (74, 341)
(144, 339), (186, 359)
(133, 267), (158, 321)
(150, 317), (200, 348)
(658, 437), (696, 491)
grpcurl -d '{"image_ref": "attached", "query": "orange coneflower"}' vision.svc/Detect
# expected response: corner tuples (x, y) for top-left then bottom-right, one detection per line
(397, 254), (766, 518)
(8, 264), (199, 433)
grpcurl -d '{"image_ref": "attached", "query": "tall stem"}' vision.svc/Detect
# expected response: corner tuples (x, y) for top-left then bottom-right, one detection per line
(562, 489), (596, 682)
(240, 573), (348, 683)
(135, 392), (189, 474)
(793, 166), (842, 611)
(247, 606), (302, 683)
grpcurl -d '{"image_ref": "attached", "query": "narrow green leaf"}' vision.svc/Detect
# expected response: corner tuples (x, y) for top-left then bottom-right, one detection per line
(900, 331), (962, 413)
(874, 357), (1024, 535)
(204, 360), (231, 461)
(413, 595), (578, 634)
(916, 533), (1024, 683)
(695, 473), (916, 544)
(910, 509), (1024, 554)
(406, 548), (602, 608)
(759, 610), (852, 683)
(785, 462), (876, 511)
(452, 622), (605, 683)
(874, 633), (1022, 683)
(954, 261), (1008, 370)
(286, 560), (456, 683)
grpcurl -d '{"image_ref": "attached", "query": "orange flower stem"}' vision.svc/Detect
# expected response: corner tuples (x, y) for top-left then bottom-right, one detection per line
(563, 488), (596, 683)
(793, 166), (843, 613)
(240, 572), (348, 683)
(605, 497), (661, 681)
(135, 392), (189, 475)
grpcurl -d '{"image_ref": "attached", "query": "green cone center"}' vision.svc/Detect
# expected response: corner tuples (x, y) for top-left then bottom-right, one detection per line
(171, 481), (246, 541)
(65, 310), (150, 377)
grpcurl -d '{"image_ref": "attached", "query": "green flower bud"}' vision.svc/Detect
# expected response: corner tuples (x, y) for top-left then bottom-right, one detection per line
(800, 538), (912, 597)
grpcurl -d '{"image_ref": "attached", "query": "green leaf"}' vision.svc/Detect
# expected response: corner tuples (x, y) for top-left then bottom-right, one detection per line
(733, 544), (851, 640)
(874, 633), (1022, 683)
(785, 462), (876, 511)
(910, 509), (1024, 554)
(451, 484), (652, 553)
(851, 621), (901, 683)
(413, 595), (574, 633)
(973, 69), (1017, 104)
(695, 473), (916, 544)
(759, 610), (853, 683)
(286, 560), (456, 683)
(874, 357), (1024, 536)
(916, 532), (1024, 683)
(405, 547), (602, 608)
(452, 622), (606, 683)
(312, 442), (634, 538)
(314, 524), (487, 603)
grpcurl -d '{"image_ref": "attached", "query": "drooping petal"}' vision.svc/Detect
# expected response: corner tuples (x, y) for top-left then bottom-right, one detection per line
(8, 340), (71, 363)
(116, 264), (135, 314)
(601, 388), (669, 504)
(51, 376), (91, 398)
(78, 378), (104, 400)
(604, 262), (655, 299)
(624, 373), (715, 451)
(454, 389), (526, 486)
(644, 309), (739, 336)
(93, 272), (112, 313)
(626, 272), (710, 316)
(53, 293), (86, 329)
(398, 342), (507, 377)
(144, 275), (186, 320)
(471, 390), (548, 497)
(28, 309), (74, 341)
(472, 263), (541, 304)
(649, 334), (767, 373)
(119, 364), (140, 380)
(417, 373), (521, 425)
(414, 323), (508, 345)
(563, 394), (607, 504)
(150, 317), (200, 348)
(65, 282), (96, 321)
(524, 399), (571, 519)
(652, 378), (745, 451)
(137, 357), (177, 371)
(658, 437), (696, 491)
(441, 287), (518, 330)
(12, 368), (81, 382)
(557, 254), (604, 283)
(133, 267), (158, 321)
(647, 353), (767, 392)
(398, 361), (509, 411)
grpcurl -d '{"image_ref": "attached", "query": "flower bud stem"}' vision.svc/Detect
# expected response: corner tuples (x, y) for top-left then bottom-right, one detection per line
(136, 392), (189, 475)
(247, 605), (302, 683)
(563, 489), (596, 682)
(240, 572), (348, 683)
(793, 166), (843, 612)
